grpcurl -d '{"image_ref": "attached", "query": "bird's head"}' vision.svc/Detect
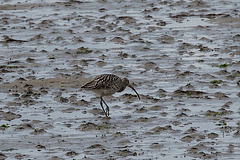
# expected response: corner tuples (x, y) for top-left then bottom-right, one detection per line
(122, 78), (140, 100)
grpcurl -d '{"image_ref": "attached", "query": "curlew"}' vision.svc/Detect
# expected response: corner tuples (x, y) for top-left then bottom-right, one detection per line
(81, 74), (140, 117)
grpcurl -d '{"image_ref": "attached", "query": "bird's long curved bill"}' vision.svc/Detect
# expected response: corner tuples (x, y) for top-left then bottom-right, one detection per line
(128, 84), (140, 100)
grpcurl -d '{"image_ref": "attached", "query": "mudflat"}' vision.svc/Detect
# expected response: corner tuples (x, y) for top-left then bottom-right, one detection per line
(0, 0), (240, 159)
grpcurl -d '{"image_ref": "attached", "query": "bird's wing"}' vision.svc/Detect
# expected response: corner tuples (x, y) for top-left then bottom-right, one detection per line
(82, 74), (121, 90)
(95, 74), (121, 89)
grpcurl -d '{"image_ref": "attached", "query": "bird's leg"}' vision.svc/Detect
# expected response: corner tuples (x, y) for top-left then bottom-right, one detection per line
(101, 98), (110, 117)
(102, 99), (110, 117)
(100, 97), (108, 117)
(106, 105), (109, 117)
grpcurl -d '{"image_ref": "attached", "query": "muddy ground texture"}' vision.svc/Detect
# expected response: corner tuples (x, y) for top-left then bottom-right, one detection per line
(0, 0), (240, 159)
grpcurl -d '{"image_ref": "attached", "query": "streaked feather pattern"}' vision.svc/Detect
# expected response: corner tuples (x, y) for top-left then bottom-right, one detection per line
(82, 74), (122, 91)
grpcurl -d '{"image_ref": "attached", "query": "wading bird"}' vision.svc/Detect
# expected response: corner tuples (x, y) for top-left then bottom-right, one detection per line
(81, 74), (140, 117)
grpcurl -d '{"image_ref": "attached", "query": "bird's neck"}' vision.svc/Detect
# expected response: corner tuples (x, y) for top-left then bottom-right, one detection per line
(117, 85), (127, 92)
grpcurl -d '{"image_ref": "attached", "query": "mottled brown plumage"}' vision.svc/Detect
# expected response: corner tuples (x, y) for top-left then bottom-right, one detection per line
(81, 74), (140, 117)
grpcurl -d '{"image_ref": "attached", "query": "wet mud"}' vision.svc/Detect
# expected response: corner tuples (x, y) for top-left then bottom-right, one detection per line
(0, 0), (240, 159)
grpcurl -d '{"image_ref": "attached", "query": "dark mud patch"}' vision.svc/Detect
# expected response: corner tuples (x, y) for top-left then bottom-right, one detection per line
(173, 89), (207, 98)
(0, 111), (22, 121)
(77, 122), (112, 131)
(0, 77), (89, 93)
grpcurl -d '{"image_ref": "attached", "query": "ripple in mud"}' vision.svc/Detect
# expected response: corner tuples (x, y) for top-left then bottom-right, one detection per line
(213, 92), (229, 99)
(15, 123), (33, 131)
(187, 143), (218, 159)
(62, 107), (80, 113)
(151, 125), (172, 134)
(65, 151), (78, 157)
(114, 149), (136, 157)
(117, 139), (130, 145)
(0, 111), (21, 121)
(74, 99), (89, 106)
(135, 107), (148, 113)
(205, 109), (233, 117)
(150, 143), (164, 149)
(88, 108), (104, 116)
(77, 122), (111, 131)
(48, 156), (64, 160)
(173, 89), (207, 98)
(207, 132), (219, 139)
(134, 117), (149, 122)
(181, 134), (205, 143)
(87, 144), (104, 149)
(149, 105), (165, 111)
(30, 128), (46, 135)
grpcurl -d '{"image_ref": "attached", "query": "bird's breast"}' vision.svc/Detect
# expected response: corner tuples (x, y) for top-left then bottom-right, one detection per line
(117, 86), (126, 92)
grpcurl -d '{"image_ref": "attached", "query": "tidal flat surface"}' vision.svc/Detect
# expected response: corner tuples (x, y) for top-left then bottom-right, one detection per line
(0, 0), (240, 159)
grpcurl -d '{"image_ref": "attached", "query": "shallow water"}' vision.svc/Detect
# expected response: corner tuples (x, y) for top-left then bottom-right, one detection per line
(0, 0), (240, 159)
